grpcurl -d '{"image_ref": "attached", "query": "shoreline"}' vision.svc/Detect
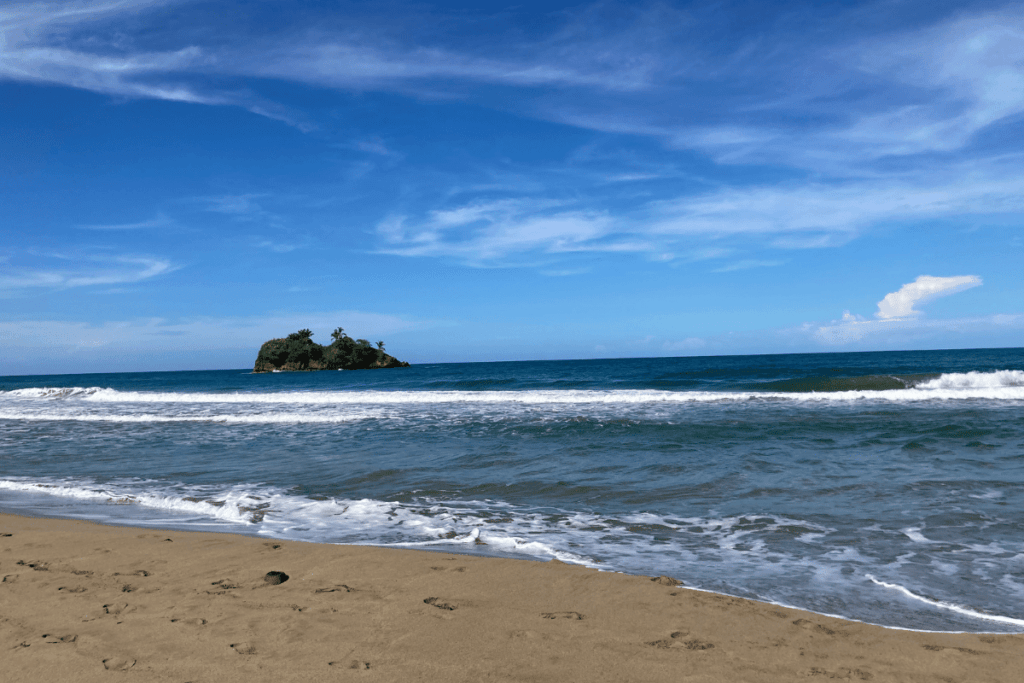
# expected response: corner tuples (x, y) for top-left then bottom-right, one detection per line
(3, 512), (1021, 682)
(5, 503), (1018, 637)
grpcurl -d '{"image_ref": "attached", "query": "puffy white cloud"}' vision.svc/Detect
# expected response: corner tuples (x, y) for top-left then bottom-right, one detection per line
(875, 275), (982, 320)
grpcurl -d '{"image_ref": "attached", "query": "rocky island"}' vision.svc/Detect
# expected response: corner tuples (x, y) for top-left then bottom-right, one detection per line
(254, 327), (410, 372)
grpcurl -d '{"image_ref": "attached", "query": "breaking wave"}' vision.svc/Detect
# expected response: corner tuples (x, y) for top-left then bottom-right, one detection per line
(4, 370), (1024, 407)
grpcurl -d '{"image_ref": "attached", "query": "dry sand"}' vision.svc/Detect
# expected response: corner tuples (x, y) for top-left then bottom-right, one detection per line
(2, 513), (1020, 682)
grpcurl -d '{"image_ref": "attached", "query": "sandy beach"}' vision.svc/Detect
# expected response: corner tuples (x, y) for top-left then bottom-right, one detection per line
(1, 513), (1020, 682)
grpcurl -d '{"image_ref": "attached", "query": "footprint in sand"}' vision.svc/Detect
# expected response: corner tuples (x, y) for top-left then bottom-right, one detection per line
(793, 618), (837, 636)
(103, 603), (131, 616)
(16, 560), (48, 571)
(102, 658), (136, 671)
(170, 617), (207, 626)
(328, 660), (371, 670)
(807, 666), (873, 680)
(424, 597), (458, 610)
(58, 586), (88, 593)
(647, 631), (714, 651)
(923, 644), (983, 655)
(231, 642), (257, 655)
(3, 574), (18, 583)
(42, 634), (78, 644)
(541, 611), (584, 620)
(208, 579), (240, 593)
(315, 585), (352, 594)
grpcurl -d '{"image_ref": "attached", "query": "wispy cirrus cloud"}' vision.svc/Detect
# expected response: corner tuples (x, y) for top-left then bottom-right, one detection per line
(371, 159), (1024, 266)
(834, 11), (1024, 159)
(375, 201), (619, 266)
(0, 0), (311, 126)
(0, 0), (674, 122)
(77, 213), (172, 231)
(4, 1), (1024, 277)
(0, 254), (175, 291)
(0, 1), (205, 97)
(253, 238), (305, 254)
(5, 1), (1021, 172)
(542, 6), (1024, 172)
(201, 194), (273, 220)
(711, 259), (784, 273)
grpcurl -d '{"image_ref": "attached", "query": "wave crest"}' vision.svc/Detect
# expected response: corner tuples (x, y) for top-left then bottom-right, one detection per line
(916, 370), (1024, 390)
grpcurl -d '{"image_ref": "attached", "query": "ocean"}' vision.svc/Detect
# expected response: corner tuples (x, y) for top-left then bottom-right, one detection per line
(2, 348), (1023, 633)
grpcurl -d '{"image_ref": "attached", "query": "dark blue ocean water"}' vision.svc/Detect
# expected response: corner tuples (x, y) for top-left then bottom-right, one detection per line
(2, 348), (1024, 632)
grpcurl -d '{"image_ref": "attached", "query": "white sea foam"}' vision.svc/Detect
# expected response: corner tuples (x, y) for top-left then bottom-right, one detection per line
(0, 479), (252, 524)
(0, 478), (595, 564)
(916, 370), (1024, 390)
(903, 527), (934, 543)
(867, 575), (1024, 627)
(5, 370), (1023, 408)
(3, 475), (1022, 631)
(0, 411), (377, 424)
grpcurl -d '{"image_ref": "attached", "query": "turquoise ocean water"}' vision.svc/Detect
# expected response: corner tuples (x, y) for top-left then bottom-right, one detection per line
(2, 348), (1023, 632)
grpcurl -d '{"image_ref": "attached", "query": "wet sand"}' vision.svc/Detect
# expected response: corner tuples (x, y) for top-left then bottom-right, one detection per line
(2, 512), (1020, 682)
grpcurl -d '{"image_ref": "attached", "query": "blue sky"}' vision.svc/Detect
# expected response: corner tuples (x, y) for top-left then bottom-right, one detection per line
(1, 0), (1022, 374)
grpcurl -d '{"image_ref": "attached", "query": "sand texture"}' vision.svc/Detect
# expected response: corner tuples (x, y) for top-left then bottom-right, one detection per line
(1, 513), (1020, 682)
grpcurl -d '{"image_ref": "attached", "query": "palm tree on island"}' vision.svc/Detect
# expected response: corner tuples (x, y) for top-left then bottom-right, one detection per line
(254, 326), (408, 372)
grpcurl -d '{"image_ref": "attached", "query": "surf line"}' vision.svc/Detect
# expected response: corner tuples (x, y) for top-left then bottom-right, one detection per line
(867, 574), (1024, 628)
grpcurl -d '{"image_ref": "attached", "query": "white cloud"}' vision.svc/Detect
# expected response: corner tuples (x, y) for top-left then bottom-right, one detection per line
(0, 255), (175, 290)
(543, 7), (1024, 173)
(0, 1), (312, 127)
(662, 337), (706, 352)
(0, 0), (671, 127)
(3, 1), (1022, 182)
(810, 312), (1021, 348)
(3, 2), (1024, 280)
(649, 168), (1024, 239)
(77, 213), (171, 230)
(839, 10), (1024, 158)
(806, 274), (992, 347)
(373, 161), (1024, 266)
(254, 238), (304, 253)
(875, 275), (982, 320)
(202, 194), (271, 219)
(712, 259), (784, 273)
(375, 199), (617, 265)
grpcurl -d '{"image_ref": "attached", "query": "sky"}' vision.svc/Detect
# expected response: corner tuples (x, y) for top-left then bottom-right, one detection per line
(1, 0), (1022, 374)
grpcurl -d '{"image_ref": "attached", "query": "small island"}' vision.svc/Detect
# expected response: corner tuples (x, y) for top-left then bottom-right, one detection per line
(254, 327), (410, 372)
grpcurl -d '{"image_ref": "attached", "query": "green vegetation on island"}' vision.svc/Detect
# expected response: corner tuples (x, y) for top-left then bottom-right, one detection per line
(253, 327), (410, 372)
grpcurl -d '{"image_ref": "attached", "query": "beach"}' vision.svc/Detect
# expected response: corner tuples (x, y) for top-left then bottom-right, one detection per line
(3, 512), (1021, 682)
